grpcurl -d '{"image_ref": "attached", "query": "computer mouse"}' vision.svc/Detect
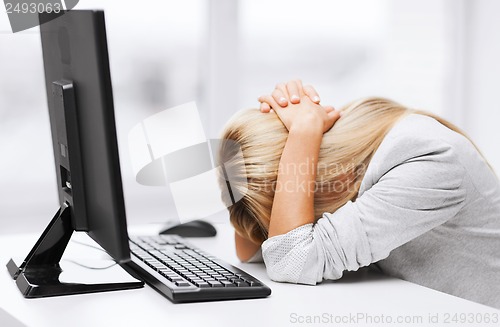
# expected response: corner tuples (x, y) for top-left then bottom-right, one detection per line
(159, 219), (217, 237)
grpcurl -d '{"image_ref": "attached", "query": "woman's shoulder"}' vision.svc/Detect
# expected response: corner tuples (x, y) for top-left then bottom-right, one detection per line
(372, 113), (459, 164)
(359, 113), (465, 193)
(386, 113), (453, 145)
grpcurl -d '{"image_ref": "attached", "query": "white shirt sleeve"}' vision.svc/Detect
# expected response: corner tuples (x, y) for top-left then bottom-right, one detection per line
(261, 136), (467, 285)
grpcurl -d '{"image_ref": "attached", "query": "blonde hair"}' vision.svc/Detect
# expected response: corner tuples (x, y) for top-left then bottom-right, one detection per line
(219, 97), (478, 245)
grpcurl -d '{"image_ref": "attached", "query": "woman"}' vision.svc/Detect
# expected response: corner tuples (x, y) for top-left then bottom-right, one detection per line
(218, 80), (500, 309)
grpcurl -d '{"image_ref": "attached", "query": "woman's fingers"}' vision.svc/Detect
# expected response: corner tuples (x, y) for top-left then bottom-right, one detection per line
(260, 80), (321, 113)
(327, 109), (341, 126)
(286, 80), (302, 104)
(304, 85), (321, 104)
(274, 83), (289, 107)
(272, 88), (288, 107)
(258, 95), (280, 111)
(314, 105), (341, 133)
(295, 79), (305, 97)
(260, 102), (271, 113)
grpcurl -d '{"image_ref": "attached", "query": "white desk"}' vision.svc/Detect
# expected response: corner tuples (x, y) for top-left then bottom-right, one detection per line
(1, 223), (499, 327)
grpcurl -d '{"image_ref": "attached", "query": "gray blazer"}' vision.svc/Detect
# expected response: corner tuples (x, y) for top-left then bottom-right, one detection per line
(261, 114), (500, 309)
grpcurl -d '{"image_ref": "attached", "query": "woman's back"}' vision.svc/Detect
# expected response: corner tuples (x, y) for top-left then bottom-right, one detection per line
(372, 113), (500, 306)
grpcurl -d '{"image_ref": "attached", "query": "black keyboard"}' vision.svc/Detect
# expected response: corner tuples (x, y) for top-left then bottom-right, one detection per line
(126, 235), (271, 303)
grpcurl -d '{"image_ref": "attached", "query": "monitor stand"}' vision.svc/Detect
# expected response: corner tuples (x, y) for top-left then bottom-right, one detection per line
(6, 203), (144, 298)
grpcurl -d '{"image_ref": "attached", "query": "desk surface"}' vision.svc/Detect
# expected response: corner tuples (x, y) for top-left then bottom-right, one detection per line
(1, 223), (499, 327)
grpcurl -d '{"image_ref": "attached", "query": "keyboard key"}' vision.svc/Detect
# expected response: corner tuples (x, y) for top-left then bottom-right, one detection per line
(207, 280), (223, 287)
(152, 263), (165, 268)
(196, 282), (211, 288)
(220, 280), (236, 287)
(198, 273), (211, 278)
(169, 278), (182, 283)
(235, 280), (250, 287)
(175, 281), (191, 287)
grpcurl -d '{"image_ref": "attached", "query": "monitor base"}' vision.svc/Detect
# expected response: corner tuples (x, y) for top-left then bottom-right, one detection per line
(6, 204), (143, 298)
(7, 258), (143, 298)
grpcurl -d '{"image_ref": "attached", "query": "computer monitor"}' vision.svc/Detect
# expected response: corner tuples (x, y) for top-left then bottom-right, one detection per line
(6, 10), (144, 297)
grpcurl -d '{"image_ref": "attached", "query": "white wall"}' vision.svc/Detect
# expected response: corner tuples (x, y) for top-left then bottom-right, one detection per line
(460, 0), (500, 173)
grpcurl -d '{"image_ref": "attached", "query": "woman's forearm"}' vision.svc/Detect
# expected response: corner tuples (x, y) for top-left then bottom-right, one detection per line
(268, 121), (323, 238)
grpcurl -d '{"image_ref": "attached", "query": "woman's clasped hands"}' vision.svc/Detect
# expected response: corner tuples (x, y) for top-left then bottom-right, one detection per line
(257, 79), (341, 134)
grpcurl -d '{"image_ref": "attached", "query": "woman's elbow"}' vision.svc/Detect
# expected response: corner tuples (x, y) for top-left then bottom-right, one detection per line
(264, 261), (318, 285)
(236, 250), (255, 263)
(234, 232), (261, 262)
(266, 266), (297, 284)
